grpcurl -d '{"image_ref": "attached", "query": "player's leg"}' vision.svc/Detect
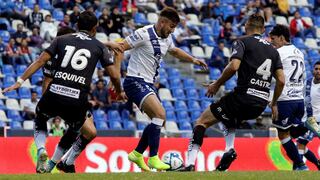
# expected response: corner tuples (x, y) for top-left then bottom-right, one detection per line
(297, 133), (320, 170)
(34, 112), (49, 173)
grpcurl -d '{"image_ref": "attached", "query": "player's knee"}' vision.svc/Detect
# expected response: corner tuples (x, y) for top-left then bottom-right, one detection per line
(277, 129), (290, 140)
(154, 109), (166, 122)
(82, 128), (97, 141)
(195, 118), (210, 129)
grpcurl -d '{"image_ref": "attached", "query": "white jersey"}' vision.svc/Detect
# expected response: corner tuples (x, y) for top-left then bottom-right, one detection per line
(303, 78), (320, 122)
(125, 25), (175, 83)
(277, 44), (305, 101)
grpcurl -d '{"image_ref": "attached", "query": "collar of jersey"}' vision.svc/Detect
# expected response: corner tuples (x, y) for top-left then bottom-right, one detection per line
(153, 25), (161, 39)
(79, 30), (91, 37)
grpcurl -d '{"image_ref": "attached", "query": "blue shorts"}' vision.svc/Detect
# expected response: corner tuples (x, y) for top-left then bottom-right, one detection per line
(123, 76), (158, 109)
(273, 100), (304, 130)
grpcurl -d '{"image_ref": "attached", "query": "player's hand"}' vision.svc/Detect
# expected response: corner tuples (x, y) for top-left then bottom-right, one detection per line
(116, 91), (128, 101)
(193, 58), (208, 70)
(204, 81), (221, 97)
(107, 41), (125, 54)
(270, 104), (278, 121)
(2, 82), (21, 93)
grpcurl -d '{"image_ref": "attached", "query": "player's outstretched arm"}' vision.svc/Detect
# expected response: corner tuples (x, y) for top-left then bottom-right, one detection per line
(114, 40), (132, 71)
(105, 64), (127, 101)
(270, 69), (285, 120)
(168, 47), (208, 70)
(205, 59), (241, 97)
(2, 52), (51, 93)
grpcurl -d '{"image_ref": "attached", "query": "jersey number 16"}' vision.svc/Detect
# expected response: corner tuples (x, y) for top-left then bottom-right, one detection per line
(61, 45), (91, 70)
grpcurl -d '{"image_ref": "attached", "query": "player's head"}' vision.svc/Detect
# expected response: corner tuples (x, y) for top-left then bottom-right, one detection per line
(156, 7), (180, 38)
(313, 61), (320, 81)
(245, 14), (265, 35)
(269, 24), (290, 49)
(77, 11), (98, 36)
(57, 27), (76, 37)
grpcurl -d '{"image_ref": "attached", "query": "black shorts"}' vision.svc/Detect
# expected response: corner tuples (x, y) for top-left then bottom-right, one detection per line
(36, 92), (90, 131)
(210, 92), (267, 128)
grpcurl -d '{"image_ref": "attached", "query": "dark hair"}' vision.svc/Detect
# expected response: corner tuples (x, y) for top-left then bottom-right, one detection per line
(246, 14), (265, 30)
(269, 24), (290, 42)
(57, 27), (76, 36)
(160, 7), (180, 24)
(314, 61), (320, 67)
(96, 79), (105, 85)
(77, 11), (98, 31)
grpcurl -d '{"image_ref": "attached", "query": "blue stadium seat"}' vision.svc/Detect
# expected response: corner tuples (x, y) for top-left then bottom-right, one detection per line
(0, 18), (12, 31)
(109, 121), (122, 130)
(0, 30), (10, 42)
(199, 88), (211, 101)
(0, 121), (5, 127)
(314, 16), (320, 27)
(159, 78), (170, 88)
(134, 13), (149, 25)
(96, 121), (108, 130)
(137, 122), (148, 130)
(159, 68), (167, 78)
(93, 109), (106, 122)
(162, 100), (174, 111)
(299, 7), (312, 17)
(308, 49), (320, 59)
(16, 65), (27, 76)
(225, 79), (237, 91)
(121, 109), (130, 121)
(223, 5), (236, 20)
(209, 67), (221, 80)
(201, 100), (212, 110)
(169, 78), (183, 89)
(123, 120), (136, 130)
(201, 25), (213, 35)
(25, 0), (36, 8)
(183, 78), (196, 89)
(53, 9), (64, 21)
(7, 110), (22, 121)
(19, 87), (31, 99)
(202, 35), (216, 47)
(3, 76), (16, 88)
(188, 101), (201, 111)
(107, 110), (121, 122)
(0, 100), (5, 110)
(10, 121), (22, 129)
(34, 69), (43, 77)
(4, 90), (19, 99)
(166, 110), (177, 122)
(176, 110), (191, 122)
(3, 65), (16, 77)
(191, 110), (201, 122)
(39, 0), (52, 10)
(179, 46), (192, 55)
(95, 11), (102, 18)
(292, 38), (307, 49)
(172, 89), (186, 100)
(186, 89), (199, 100)
(212, 20), (221, 37)
(33, 86), (42, 98)
(167, 68), (181, 79)
(175, 100), (188, 111)
(31, 75), (43, 85)
(179, 121), (192, 130)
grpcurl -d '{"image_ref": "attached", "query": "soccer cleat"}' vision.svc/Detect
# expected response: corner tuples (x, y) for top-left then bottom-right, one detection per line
(294, 163), (309, 171)
(148, 155), (171, 170)
(36, 148), (48, 173)
(305, 117), (320, 137)
(128, 150), (151, 172)
(46, 160), (57, 173)
(56, 160), (76, 173)
(215, 148), (237, 171)
(178, 165), (195, 172)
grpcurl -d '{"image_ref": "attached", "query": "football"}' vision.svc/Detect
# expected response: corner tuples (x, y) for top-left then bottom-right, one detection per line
(162, 152), (184, 171)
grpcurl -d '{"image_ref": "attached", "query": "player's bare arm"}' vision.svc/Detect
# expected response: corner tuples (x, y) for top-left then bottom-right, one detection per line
(104, 41), (125, 54)
(168, 47), (208, 69)
(205, 59), (241, 97)
(105, 64), (127, 100)
(270, 69), (285, 120)
(3, 52), (51, 93)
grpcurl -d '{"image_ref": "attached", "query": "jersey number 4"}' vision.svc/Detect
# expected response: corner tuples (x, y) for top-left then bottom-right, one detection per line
(256, 59), (271, 80)
(61, 45), (91, 70)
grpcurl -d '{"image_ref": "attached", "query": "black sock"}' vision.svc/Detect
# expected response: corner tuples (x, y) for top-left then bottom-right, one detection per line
(282, 140), (303, 165)
(304, 150), (319, 166)
(190, 125), (206, 147)
(135, 124), (150, 154)
(148, 123), (161, 157)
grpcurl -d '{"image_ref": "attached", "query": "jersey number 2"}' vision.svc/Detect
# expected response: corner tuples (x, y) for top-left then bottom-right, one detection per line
(256, 59), (271, 80)
(61, 45), (91, 70)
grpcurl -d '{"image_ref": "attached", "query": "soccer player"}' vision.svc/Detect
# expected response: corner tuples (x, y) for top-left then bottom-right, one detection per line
(182, 14), (285, 171)
(3, 11), (125, 173)
(115, 7), (207, 171)
(269, 24), (308, 170)
(296, 61), (320, 170)
(42, 27), (125, 173)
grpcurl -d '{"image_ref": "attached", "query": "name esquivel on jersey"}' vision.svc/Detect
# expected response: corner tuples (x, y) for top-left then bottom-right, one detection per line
(231, 35), (283, 103)
(44, 32), (114, 102)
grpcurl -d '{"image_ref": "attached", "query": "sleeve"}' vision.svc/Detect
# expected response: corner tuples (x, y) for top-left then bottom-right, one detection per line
(125, 28), (147, 48)
(230, 40), (245, 61)
(100, 47), (114, 67)
(44, 37), (58, 57)
(167, 35), (176, 51)
(42, 60), (55, 78)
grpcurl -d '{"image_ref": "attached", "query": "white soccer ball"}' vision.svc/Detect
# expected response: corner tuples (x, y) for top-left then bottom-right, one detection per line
(162, 152), (184, 171)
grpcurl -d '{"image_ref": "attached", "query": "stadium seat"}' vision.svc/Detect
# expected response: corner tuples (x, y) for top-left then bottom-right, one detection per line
(52, 9), (64, 21)
(159, 88), (175, 101)
(18, 87), (31, 99)
(199, 88), (211, 101)
(191, 110), (201, 122)
(167, 68), (181, 79)
(11, 19), (24, 31)
(314, 17), (320, 27)
(292, 38), (307, 49)
(4, 90), (19, 99)
(209, 67), (221, 80)
(299, 7), (312, 17)
(159, 78), (170, 88)
(212, 20), (221, 37)
(16, 65), (27, 76)
(134, 13), (149, 25)
(137, 121), (148, 130)
(10, 121), (22, 129)
(39, 0), (52, 10)
(31, 75), (43, 85)
(192, 46), (205, 59)
(169, 78), (183, 89)
(225, 79), (237, 91)
(147, 13), (158, 24)
(186, 89), (199, 100)
(5, 99), (21, 111)
(204, 46), (214, 59)
(96, 32), (108, 43)
(2, 65), (16, 77)
(172, 89), (186, 100)
(0, 110), (9, 122)
(0, 100), (5, 110)
(166, 110), (177, 122)
(33, 86), (42, 98)
(302, 17), (314, 26)
(7, 110), (22, 121)
(23, 120), (34, 130)
(202, 35), (216, 47)
(109, 33), (121, 41)
(40, 9), (51, 18)
(107, 110), (121, 122)
(201, 25), (213, 35)
(162, 100), (174, 111)
(188, 101), (201, 111)
(165, 121), (179, 133)
(96, 121), (108, 130)
(223, 5), (236, 20)
(201, 100), (212, 110)
(25, 0), (36, 8)
(275, 16), (289, 26)
(159, 68), (168, 78)
(176, 110), (191, 122)
(179, 46), (192, 55)
(0, 121), (5, 127)
(187, 14), (202, 26)
(179, 121), (192, 130)
(19, 99), (30, 111)
(121, 109), (130, 121)
(183, 78), (196, 89)
(0, 18), (12, 32)
(109, 121), (122, 130)
(123, 120), (136, 130)
(175, 100), (188, 112)
(93, 109), (106, 122)
(305, 38), (319, 49)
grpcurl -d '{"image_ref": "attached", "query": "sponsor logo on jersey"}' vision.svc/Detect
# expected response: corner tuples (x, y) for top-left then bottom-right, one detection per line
(250, 78), (271, 88)
(246, 88), (269, 101)
(281, 118), (289, 126)
(75, 32), (92, 40)
(49, 84), (80, 99)
(286, 88), (303, 98)
(54, 71), (86, 85)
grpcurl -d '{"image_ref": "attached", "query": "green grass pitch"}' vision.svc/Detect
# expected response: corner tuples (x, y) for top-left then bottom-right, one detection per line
(0, 171), (319, 180)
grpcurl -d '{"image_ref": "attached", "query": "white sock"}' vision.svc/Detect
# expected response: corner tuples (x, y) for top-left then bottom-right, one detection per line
(34, 130), (47, 151)
(187, 144), (200, 166)
(225, 130), (235, 151)
(65, 135), (89, 165)
(61, 148), (72, 161)
(51, 145), (65, 163)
